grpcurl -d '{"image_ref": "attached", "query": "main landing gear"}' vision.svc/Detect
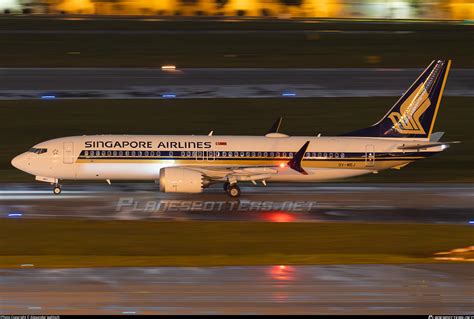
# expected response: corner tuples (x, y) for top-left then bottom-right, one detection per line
(223, 181), (241, 198)
(53, 184), (62, 195)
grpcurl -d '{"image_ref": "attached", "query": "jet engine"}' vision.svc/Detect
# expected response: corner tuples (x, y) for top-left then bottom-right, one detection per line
(159, 167), (208, 193)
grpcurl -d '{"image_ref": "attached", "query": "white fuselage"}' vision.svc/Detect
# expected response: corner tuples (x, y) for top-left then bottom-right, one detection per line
(11, 134), (442, 183)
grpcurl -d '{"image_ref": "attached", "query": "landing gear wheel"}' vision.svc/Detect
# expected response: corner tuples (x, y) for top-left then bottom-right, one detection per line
(223, 181), (230, 192)
(53, 185), (62, 195)
(227, 184), (241, 198)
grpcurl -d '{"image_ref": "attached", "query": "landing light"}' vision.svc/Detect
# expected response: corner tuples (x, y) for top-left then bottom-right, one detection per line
(161, 65), (176, 71)
(279, 163), (286, 168)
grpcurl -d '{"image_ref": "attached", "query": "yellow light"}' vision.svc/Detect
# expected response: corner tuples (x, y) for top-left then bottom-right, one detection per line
(233, 0), (253, 10)
(56, 0), (94, 14)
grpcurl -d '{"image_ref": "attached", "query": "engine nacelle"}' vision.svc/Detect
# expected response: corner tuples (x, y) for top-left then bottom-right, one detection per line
(159, 167), (207, 193)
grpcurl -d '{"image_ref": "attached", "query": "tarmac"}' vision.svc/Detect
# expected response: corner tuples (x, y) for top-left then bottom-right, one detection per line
(1, 264), (472, 315)
(1, 183), (473, 224)
(0, 68), (472, 99)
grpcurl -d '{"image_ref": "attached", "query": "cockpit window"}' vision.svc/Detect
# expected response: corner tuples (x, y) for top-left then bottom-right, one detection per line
(29, 148), (48, 154)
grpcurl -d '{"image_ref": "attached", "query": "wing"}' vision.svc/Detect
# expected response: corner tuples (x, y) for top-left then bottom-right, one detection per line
(178, 141), (310, 184)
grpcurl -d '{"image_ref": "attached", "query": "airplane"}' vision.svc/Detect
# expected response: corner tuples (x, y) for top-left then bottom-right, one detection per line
(11, 60), (458, 197)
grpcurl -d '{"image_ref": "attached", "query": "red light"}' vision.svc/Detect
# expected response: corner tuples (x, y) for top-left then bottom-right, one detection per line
(268, 265), (295, 281)
(265, 211), (295, 223)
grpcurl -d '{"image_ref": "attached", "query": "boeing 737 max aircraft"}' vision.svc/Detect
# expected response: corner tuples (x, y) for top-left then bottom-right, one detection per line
(11, 60), (458, 197)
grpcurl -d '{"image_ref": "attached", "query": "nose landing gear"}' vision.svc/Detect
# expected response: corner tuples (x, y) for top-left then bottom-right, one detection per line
(53, 184), (62, 195)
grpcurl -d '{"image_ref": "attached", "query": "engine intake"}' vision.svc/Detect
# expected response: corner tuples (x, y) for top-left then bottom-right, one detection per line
(159, 167), (207, 193)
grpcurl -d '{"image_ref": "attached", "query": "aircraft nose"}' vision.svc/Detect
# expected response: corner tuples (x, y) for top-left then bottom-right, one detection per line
(11, 153), (28, 171)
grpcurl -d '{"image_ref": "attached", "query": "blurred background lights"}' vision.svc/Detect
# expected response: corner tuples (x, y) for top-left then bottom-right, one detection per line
(0, 0), (20, 10)
(41, 95), (56, 100)
(56, 0), (94, 14)
(4, 1), (469, 20)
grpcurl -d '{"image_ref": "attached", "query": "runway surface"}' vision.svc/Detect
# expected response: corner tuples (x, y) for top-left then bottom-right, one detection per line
(1, 183), (472, 224)
(0, 30), (421, 34)
(0, 68), (472, 99)
(1, 264), (472, 314)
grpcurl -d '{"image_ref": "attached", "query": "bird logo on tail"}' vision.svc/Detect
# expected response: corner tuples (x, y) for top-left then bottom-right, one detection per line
(388, 82), (431, 135)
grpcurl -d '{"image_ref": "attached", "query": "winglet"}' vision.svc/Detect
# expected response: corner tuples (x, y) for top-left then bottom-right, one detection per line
(266, 117), (283, 135)
(287, 141), (310, 175)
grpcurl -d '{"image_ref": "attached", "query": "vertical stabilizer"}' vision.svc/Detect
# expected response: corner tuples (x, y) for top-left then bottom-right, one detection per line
(343, 60), (451, 139)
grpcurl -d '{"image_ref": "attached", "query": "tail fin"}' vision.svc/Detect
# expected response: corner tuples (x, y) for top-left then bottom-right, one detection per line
(343, 60), (451, 139)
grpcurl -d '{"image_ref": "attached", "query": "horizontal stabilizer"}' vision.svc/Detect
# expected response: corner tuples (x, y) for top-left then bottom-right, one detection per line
(398, 141), (460, 150)
(430, 132), (444, 142)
